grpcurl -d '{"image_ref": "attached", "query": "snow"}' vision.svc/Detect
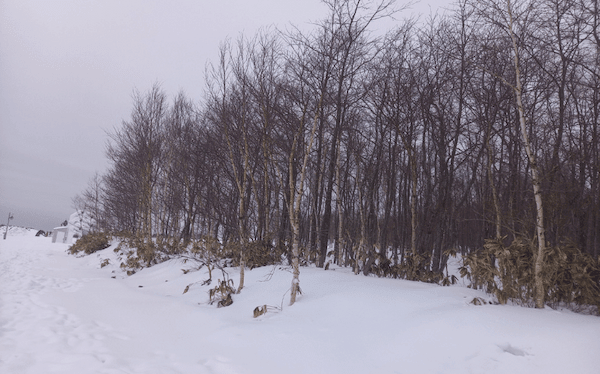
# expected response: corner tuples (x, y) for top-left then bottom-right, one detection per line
(50, 211), (96, 244)
(68, 210), (96, 237)
(1, 235), (599, 374)
(1, 226), (40, 237)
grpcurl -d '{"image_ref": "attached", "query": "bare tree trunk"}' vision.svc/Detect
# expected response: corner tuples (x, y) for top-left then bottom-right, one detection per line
(354, 151), (367, 275)
(507, 0), (546, 308)
(336, 136), (344, 266)
(289, 94), (323, 305)
(408, 146), (418, 256)
(289, 99), (322, 306)
(486, 125), (502, 240)
(237, 198), (247, 293)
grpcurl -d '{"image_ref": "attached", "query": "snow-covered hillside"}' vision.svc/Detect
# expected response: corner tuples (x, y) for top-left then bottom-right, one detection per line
(1, 235), (599, 374)
(0, 225), (41, 237)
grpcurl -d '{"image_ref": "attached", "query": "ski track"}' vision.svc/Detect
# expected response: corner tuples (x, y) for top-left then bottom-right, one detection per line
(0, 238), (243, 374)
(0, 239), (118, 373)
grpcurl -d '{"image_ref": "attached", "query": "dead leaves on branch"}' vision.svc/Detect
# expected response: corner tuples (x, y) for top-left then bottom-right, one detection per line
(209, 278), (236, 307)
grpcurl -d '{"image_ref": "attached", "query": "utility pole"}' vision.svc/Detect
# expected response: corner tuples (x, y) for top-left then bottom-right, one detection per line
(3, 212), (14, 239)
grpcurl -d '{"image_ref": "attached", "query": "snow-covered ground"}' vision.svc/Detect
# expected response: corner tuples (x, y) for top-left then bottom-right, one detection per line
(1, 234), (599, 374)
(0, 226), (41, 238)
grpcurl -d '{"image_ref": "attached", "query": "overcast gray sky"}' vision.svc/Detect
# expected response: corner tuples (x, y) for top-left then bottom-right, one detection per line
(0, 0), (451, 231)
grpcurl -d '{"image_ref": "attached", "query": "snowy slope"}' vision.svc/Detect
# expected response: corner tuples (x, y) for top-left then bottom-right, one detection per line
(1, 235), (599, 374)
(1, 225), (40, 237)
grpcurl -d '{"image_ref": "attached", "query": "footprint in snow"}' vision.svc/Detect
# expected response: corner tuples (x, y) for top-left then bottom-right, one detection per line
(498, 343), (530, 357)
(201, 356), (240, 374)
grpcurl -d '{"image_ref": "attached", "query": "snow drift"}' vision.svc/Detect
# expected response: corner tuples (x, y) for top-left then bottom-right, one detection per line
(1, 235), (599, 374)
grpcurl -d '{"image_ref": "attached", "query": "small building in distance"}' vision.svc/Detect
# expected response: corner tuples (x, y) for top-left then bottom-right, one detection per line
(51, 226), (70, 244)
(51, 210), (95, 244)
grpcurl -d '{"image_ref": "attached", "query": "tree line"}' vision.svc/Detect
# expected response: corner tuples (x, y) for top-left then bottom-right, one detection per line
(74, 0), (600, 308)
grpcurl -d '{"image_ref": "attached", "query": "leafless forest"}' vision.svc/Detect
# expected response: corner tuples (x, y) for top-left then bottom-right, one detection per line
(74, 0), (600, 309)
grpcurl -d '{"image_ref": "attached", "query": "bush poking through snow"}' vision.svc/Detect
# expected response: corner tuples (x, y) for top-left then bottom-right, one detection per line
(461, 237), (600, 313)
(218, 294), (233, 308)
(225, 239), (286, 269)
(189, 236), (223, 282)
(470, 297), (492, 306)
(253, 305), (268, 318)
(67, 232), (111, 255)
(441, 274), (458, 287)
(209, 278), (235, 307)
(365, 251), (442, 284)
(252, 304), (282, 318)
(114, 234), (169, 274)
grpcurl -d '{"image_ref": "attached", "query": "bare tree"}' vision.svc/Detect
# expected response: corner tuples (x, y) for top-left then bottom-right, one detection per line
(279, 34), (326, 305)
(72, 171), (105, 233)
(105, 84), (168, 244)
(205, 40), (255, 293)
(470, 0), (548, 308)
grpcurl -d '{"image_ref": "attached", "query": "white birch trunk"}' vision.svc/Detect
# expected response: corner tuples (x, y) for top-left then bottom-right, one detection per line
(289, 100), (322, 306)
(507, 0), (546, 308)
